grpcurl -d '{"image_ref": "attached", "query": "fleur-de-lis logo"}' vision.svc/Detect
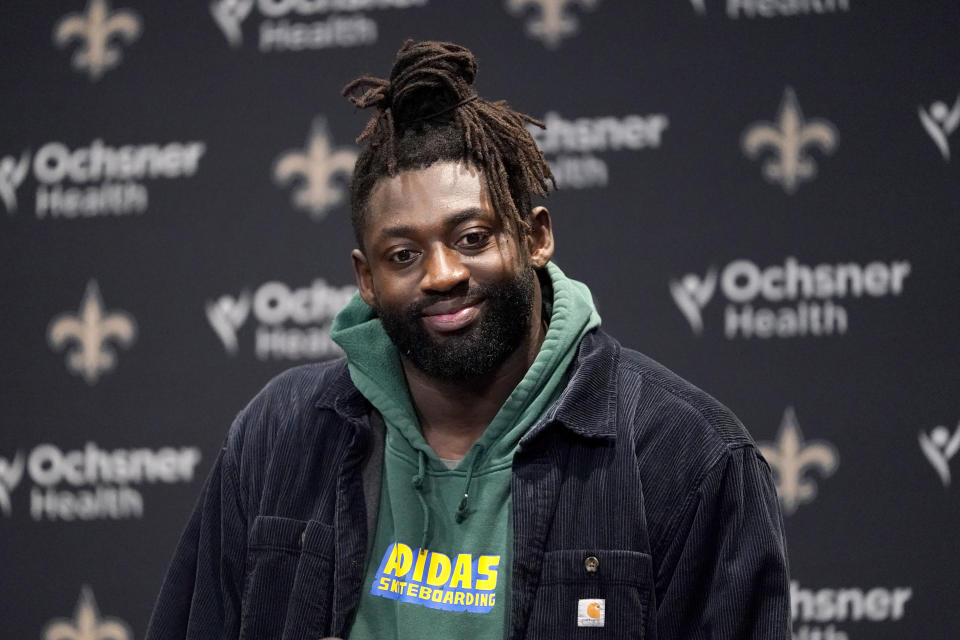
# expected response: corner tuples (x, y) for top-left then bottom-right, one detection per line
(742, 87), (838, 194)
(506, 0), (599, 49)
(273, 117), (358, 220)
(47, 280), (137, 385)
(918, 422), (960, 487)
(53, 0), (142, 81)
(42, 585), (132, 640)
(758, 407), (839, 515)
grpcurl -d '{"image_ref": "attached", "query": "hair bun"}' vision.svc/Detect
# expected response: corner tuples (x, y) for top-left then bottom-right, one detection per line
(388, 40), (479, 125)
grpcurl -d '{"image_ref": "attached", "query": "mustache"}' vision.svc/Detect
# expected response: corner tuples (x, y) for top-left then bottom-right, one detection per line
(405, 283), (491, 316)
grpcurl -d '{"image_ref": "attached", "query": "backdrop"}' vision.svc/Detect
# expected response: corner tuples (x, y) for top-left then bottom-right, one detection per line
(2, 1), (958, 638)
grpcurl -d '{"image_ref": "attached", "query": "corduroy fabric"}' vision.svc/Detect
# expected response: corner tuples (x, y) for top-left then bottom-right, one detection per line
(146, 329), (790, 640)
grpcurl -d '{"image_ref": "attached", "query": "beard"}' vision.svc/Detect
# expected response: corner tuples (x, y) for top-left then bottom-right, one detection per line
(376, 267), (537, 382)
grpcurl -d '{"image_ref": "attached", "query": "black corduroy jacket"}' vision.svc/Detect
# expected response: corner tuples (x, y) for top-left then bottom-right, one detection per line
(146, 329), (790, 640)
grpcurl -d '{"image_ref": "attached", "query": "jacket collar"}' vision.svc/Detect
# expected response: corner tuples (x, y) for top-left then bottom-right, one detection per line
(314, 359), (370, 421)
(528, 328), (620, 442)
(315, 329), (620, 440)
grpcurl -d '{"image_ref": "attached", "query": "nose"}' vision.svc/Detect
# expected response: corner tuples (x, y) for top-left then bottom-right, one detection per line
(420, 244), (469, 293)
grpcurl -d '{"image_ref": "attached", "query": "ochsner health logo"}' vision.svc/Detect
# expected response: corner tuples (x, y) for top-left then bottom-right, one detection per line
(791, 580), (912, 640)
(0, 442), (201, 521)
(0, 139), (206, 218)
(670, 256), (911, 339)
(691, 0), (850, 20)
(919, 421), (960, 487)
(206, 278), (356, 360)
(918, 93), (960, 161)
(527, 111), (669, 189)
(209, 0), (429, 53)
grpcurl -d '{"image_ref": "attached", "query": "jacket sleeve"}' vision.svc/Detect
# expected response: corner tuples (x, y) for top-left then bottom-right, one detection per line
(145, 431), (247, 640)
(654, 445), (791, 639)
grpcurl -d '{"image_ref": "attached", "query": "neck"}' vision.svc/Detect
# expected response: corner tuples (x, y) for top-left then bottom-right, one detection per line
(401, 295), (545, 460)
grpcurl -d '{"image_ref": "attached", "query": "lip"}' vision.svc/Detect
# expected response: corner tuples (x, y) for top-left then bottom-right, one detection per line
(421, 300), (482, 332)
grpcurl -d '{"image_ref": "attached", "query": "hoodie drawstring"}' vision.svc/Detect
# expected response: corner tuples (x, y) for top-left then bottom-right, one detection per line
(456, 445), (485, 523)
(412, 445), (486, 547)
(411, 450), (430, 550)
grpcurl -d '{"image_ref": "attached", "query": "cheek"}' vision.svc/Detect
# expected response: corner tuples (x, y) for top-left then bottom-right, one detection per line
(370, 273), (415, 308)
(473, 232), (526, 273)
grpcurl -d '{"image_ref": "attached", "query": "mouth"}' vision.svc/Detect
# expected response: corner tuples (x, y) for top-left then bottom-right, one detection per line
(420, 300), (483, 333)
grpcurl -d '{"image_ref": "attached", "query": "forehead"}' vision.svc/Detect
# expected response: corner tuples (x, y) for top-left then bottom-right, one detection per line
(364, 161), (492, 237)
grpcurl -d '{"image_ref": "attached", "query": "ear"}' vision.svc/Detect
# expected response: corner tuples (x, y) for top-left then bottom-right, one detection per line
(351, 249), (377, 307)
(525, 206), (555, 268)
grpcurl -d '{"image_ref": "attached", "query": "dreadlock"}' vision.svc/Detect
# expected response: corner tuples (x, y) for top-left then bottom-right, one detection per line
(342, 40), (555, 249)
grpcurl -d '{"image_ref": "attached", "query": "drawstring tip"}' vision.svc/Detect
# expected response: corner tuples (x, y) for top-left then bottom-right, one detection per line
(455, 495), (469, 523)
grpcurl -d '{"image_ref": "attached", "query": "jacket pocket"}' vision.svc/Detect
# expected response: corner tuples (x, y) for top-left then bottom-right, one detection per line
(527, 549), (653, 640)
(240, 515), (336, 640)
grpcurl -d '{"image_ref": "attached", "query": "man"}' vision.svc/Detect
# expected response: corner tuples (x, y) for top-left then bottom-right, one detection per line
(147, 40), (790, 639)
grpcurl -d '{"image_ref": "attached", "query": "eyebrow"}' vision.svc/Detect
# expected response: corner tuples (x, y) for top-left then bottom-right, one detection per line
(377, 207), (488, 242)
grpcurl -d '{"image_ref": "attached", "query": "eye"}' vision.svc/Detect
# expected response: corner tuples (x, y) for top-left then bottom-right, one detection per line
(458, 231), (491, 250)
(388, 248), (419, 265)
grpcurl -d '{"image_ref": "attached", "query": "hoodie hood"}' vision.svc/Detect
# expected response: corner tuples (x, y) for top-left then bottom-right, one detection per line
(330, 261), (600, 471)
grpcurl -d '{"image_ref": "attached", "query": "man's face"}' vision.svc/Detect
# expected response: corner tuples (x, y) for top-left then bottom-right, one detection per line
(352, 161), (553, 381)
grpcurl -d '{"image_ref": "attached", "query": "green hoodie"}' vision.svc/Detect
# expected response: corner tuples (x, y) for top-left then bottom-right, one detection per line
(332, 263), (600, 640)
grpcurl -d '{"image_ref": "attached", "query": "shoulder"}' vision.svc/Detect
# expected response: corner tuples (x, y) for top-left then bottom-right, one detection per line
(588, 331), (766, 550)
(614, 340), (755, 454)
(223, 358), (357, 460)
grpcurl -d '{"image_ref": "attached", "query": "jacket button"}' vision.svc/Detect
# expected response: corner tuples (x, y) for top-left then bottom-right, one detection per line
(300, 531), (306, 546)
(584, 556), (599, 573)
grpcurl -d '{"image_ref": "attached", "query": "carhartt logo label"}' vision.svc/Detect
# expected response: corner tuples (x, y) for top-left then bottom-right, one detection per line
(528, 111), (669, 189)
(669, 269), (717, 335)
(0, 453), (25, 516)
(48, 280), (136, 385)
(206, 279), (355, 360)
(670, 257), (910, 340)
(209, 0), (428, 52)
(577, 599), (605, 627)
(0, 442), (201, 521)
(692, 0), (850, 19)
(0, 139), (206, 219)
(742, 87), (838, 193)
(792, 580), (912, 640)
(759, 407), (838, 515)
(42, 586), (132, 640)
(918, 422), (960, 487)
(918, 93), (960, 161)
(54, 0), (142, 81)
(274, 117), (358, 219)
(506, 0), (598, 48)
(371, 543), (500, 613)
